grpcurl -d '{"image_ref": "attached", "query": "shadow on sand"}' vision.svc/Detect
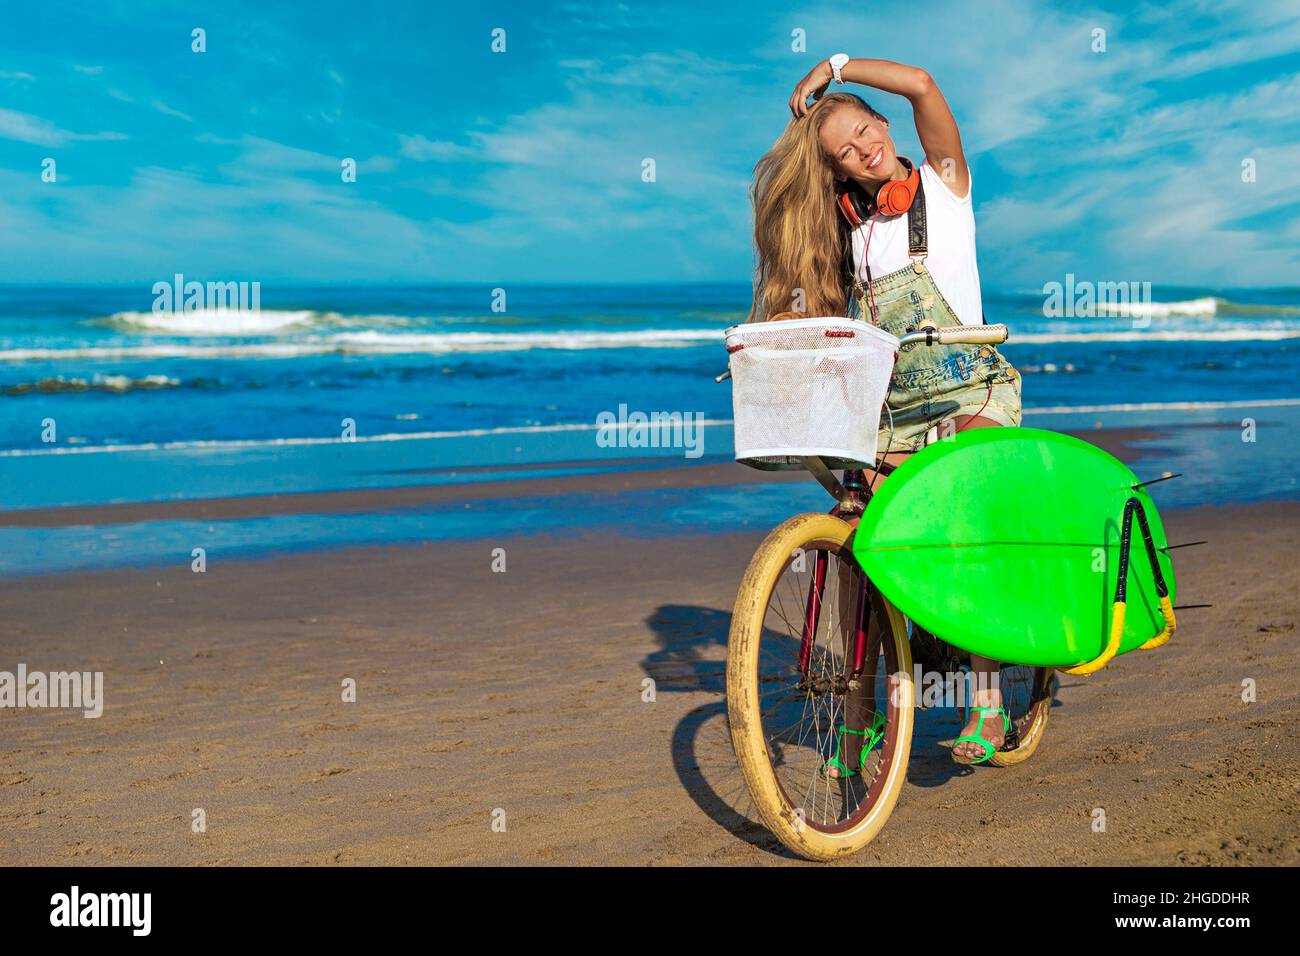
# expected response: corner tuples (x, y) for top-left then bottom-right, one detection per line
(641, 602), (1066, 856)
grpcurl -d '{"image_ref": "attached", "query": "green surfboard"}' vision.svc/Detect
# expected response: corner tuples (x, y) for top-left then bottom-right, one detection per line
(851, 428), (1178, 667)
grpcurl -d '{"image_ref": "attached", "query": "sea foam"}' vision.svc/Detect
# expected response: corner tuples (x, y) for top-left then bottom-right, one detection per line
(108, 308), (320, 335)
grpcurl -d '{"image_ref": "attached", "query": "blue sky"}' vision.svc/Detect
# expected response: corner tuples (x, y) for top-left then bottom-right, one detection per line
(1, 0), (1298, 288)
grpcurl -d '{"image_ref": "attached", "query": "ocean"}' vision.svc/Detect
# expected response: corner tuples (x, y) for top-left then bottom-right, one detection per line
(0, 283), (1296, 573)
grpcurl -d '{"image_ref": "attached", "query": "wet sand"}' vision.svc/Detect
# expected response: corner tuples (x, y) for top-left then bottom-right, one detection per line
(1, 440), (1297, 865)
(0, 425), (1156, 529)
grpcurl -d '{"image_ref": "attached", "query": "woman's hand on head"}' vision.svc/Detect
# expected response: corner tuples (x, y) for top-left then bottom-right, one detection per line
(789, 60), (834, 117)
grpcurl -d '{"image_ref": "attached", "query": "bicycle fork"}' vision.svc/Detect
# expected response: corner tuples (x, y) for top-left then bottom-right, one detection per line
(798, 467), (873, 691)
(798, 549), (879, 773)
(797, 551), (874, 693)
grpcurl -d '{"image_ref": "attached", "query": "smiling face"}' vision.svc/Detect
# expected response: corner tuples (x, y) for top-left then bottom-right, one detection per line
(818, 104), (899, 188)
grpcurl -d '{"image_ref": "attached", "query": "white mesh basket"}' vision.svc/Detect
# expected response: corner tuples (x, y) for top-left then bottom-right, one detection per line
(724, 316), (900, 470)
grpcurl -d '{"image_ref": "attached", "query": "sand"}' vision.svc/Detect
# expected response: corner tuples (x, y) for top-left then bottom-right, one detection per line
(1, 451), (1297, 865)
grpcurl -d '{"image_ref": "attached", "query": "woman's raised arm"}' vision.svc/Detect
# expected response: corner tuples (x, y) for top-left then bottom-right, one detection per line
(791, 57), (969, 196)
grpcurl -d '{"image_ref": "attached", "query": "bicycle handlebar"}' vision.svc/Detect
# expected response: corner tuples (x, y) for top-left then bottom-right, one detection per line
(897, 323), (1009, 347)
(714, 324), (1010, 381)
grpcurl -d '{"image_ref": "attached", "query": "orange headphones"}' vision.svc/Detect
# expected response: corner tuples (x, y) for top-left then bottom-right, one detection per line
(835, 155), (920, 227)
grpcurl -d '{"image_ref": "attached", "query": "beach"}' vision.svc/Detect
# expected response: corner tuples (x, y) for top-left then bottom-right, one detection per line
(2, 434), (1297, 866)
(5, 1), (1300, 881)
(1, 284), (1298, 865)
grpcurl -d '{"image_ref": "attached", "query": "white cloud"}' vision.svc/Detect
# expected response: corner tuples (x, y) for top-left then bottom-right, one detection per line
(152, 99), (193, 122)
(0, 108), (127, 146)
(397, 134), (476, 161)
(0, 153), (446, 283)
(811, 0), (1300, 286)
(3, 0), (1296, 285)
(361, 155), (397, 173)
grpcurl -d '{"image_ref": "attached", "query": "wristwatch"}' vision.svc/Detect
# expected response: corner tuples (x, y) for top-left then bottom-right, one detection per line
(828, 53), (850, 84)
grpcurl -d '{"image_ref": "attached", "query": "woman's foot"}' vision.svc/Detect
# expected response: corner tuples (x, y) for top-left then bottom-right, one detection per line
(822, 713), (886, 779)
(951, 656), (1006, 765)
(951, 704), (1007, 764)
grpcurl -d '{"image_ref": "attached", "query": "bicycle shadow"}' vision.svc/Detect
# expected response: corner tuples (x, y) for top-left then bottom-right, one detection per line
(908, 703), (984, 787)
(668, 700), (801, 859)
(642, 603), (803, 859)
(643, 603), (1069, 848)
(642, 603), (729, 696)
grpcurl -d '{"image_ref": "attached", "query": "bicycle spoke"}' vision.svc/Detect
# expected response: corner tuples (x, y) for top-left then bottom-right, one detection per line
(743, 531), (904, 834)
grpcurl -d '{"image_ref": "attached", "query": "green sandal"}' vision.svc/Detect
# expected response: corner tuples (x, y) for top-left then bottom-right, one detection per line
(951, 705), (1010, 765)
(822, 711), (887, 779)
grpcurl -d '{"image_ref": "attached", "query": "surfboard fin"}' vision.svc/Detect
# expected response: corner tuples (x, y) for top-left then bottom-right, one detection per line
(1132, 472), (1183, 489)
(1161, 540), (1207, 552)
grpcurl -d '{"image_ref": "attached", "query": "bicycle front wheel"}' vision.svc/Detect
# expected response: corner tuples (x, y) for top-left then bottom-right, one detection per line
(726, 512), (913, 861)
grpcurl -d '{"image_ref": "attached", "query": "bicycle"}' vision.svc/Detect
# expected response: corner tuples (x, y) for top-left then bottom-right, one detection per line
(718, 318), (1056, 861)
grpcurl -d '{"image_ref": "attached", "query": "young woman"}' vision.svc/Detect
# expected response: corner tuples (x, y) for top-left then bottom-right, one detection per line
(749, 55), (1023, 766)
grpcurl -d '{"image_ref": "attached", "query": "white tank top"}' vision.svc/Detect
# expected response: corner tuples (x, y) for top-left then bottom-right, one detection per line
(849, 162), (984, 327)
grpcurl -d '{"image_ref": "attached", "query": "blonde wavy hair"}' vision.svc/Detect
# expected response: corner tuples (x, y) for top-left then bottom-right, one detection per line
(748, 92), (886, 323)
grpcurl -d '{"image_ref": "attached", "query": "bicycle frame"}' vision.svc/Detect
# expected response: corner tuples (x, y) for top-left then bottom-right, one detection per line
(730, 323), (1010, 687)
(796, 467), (875, 686)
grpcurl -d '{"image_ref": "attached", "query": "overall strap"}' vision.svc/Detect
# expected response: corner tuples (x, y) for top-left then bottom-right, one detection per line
(841, 225), (856, 289)
(841, 220), (860, 318)
(907, 174), (927, 258)
(842, 171), (929, 316)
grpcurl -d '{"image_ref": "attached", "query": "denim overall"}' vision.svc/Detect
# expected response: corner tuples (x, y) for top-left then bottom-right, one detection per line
(845, 177), (1022, 456)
